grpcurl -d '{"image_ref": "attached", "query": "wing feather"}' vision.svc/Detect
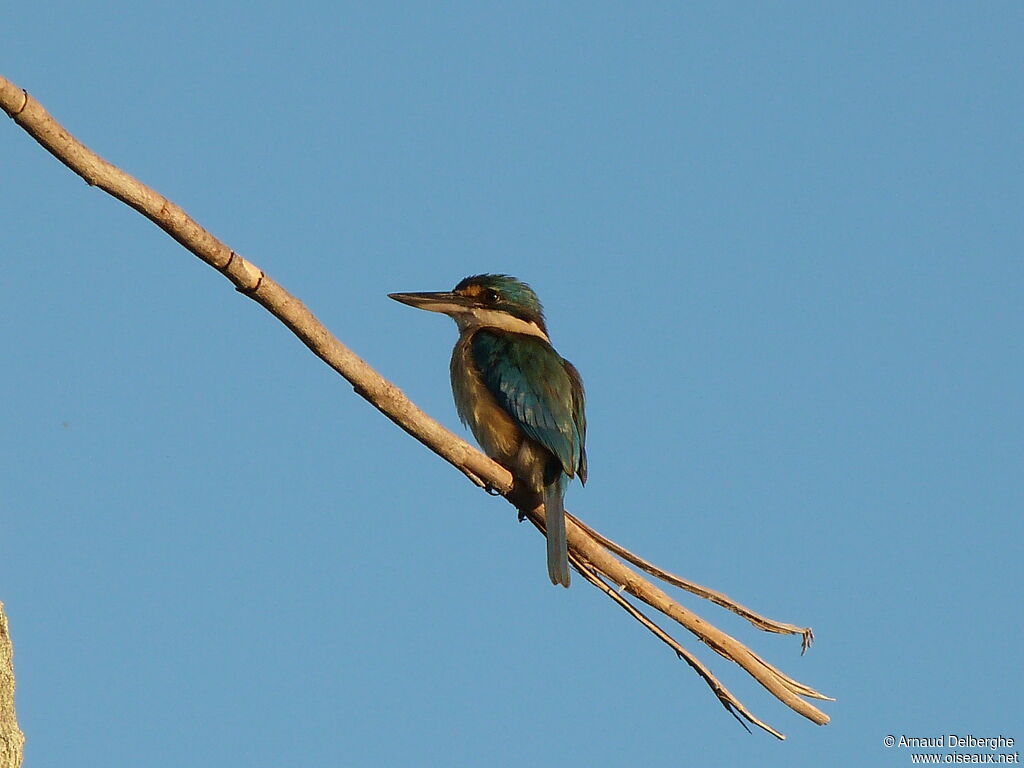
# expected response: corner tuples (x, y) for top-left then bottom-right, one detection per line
(471, 330), (586, 481)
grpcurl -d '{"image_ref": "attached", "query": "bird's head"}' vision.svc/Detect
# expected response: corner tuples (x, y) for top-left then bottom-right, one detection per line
(389, 274), (548, 338)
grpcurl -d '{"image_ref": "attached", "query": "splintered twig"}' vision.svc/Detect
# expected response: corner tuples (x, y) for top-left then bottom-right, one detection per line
(567, 551), (781, 738)
(568, 512), (815, 653)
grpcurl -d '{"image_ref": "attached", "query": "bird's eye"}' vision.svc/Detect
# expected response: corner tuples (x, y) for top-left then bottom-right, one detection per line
(482, 288), (500, 303)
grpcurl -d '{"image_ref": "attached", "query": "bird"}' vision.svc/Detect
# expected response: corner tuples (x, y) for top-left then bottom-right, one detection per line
(389, 274), (587, 587)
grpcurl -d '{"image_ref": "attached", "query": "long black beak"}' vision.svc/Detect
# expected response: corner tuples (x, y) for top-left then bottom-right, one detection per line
(388, 291), (474, 314)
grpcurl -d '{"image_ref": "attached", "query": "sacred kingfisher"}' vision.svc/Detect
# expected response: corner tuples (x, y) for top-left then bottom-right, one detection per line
(389, 274), (587, 587)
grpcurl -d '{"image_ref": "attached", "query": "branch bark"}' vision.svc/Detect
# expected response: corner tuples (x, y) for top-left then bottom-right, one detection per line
(0, 603), (25, 768)
(2, 73), (832, 738)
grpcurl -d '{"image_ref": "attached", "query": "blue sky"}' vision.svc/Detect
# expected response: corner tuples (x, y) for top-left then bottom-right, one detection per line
(3, 2), (1022, 766)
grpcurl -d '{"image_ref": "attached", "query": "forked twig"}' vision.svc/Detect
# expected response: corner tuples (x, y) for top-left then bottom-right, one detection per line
(567, 512), (815, 653)
(567, 552), (777, 738)
(1, 73), (832, 738)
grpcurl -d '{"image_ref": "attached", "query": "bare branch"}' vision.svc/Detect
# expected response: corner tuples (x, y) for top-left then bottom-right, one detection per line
(2, 73), (832, 736)
(0, 76), (505, 497)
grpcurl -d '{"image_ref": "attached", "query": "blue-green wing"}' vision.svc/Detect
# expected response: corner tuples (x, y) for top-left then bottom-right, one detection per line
(471, 330), (586, 481)
(563, 359), (588, 484)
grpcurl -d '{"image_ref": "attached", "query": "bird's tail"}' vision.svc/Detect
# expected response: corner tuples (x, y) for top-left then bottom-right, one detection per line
(544, 482), (570, 587)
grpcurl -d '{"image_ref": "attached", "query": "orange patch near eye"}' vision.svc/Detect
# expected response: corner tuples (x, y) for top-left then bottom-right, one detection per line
(458, 284), (483, 298)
